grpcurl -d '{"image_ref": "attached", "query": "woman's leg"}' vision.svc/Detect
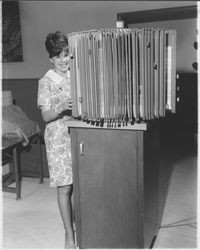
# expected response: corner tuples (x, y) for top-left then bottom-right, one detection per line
(57, 185), (75, 248)
(71, 190), (75, 228)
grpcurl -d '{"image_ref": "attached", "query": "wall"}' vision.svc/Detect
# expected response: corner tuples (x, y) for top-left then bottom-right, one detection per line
(2, 1), (197, 79)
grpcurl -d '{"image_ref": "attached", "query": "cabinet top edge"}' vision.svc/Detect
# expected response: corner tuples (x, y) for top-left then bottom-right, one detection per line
(67, 121), (147, 131)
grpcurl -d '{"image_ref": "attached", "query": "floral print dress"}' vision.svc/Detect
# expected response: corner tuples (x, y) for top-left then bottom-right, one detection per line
(37, 69), (73, 187)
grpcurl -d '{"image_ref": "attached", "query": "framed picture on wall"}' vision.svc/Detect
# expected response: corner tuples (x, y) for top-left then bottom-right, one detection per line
(2, 1), (23, 62)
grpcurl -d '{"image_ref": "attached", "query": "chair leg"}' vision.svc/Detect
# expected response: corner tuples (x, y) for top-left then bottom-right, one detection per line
(13, 147), (21, 200)
(37, 135), (44, 184)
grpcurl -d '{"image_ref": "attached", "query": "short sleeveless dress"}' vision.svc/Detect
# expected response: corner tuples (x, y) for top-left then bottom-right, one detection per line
(37, 69), (73, 187)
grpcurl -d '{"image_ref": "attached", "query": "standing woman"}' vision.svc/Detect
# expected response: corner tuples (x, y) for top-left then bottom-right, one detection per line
(37, 31), (75, 248)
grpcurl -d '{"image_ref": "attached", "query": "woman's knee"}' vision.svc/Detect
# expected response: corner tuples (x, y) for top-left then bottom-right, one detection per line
(57, 185), (72, 196)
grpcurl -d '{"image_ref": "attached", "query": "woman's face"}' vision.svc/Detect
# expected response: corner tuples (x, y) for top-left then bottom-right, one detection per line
(50, 49), (69, 75)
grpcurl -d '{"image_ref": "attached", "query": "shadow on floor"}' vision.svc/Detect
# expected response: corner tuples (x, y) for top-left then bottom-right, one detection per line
(158, 132), (197, 227)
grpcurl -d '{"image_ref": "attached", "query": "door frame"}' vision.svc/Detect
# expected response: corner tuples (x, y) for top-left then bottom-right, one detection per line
(117, 5), (197, 27)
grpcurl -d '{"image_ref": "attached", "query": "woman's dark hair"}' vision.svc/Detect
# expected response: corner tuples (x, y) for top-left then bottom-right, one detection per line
(45, 31), (68, 58)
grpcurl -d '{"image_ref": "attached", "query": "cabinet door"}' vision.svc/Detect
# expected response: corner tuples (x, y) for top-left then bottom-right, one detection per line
(71, 128), (141, 248)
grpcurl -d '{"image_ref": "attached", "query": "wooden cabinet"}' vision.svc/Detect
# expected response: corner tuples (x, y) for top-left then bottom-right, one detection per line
(70, 121), (159, 248)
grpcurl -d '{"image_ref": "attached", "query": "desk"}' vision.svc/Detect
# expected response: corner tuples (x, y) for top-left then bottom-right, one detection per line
(2, 133), (43, 200)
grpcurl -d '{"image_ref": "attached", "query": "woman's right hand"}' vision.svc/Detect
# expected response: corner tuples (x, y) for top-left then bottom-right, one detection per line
(41, 98), (73, 123)
(59, 98), (73, 117)
(55, 98), (73, 114)
(65, 98), (73, 110)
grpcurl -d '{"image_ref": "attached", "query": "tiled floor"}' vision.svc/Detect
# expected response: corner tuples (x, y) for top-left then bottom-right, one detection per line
(154, 148), (197, 247)
(2, 178), (65, 249)
(1, 134), (198, 249)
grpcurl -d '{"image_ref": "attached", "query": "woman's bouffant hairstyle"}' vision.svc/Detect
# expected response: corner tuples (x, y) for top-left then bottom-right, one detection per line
(45, 31), (68, 58)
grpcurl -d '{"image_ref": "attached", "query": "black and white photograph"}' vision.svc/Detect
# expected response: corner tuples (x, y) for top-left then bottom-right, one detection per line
(1, 1), (198, 249)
